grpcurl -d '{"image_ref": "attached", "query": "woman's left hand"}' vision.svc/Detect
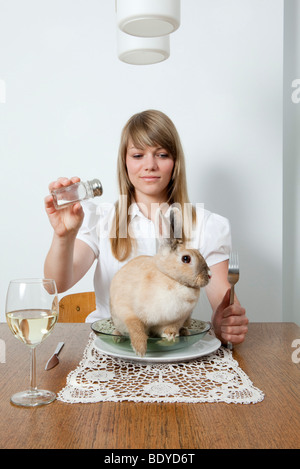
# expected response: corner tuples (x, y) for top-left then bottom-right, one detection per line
(211, 288), (248, 345)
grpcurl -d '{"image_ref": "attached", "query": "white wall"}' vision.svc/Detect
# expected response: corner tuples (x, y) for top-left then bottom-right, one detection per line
(283, 0), (300, 325)
(0, 0), (288, 323)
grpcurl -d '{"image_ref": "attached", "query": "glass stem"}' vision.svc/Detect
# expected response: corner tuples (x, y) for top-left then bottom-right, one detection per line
(30, 347), (37, 392)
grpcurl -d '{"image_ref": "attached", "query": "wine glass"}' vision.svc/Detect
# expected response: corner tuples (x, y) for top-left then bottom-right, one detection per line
(5, 278), (59, 407)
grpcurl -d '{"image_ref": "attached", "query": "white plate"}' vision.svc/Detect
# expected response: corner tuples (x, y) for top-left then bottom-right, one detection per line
(93, 334), (221, 363)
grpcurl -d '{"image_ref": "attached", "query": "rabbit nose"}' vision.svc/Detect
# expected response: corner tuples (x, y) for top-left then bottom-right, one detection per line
(208, 269), (212, 279)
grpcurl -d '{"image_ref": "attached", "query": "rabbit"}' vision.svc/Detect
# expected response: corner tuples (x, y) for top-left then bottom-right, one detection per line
(109, 208), (211, 357)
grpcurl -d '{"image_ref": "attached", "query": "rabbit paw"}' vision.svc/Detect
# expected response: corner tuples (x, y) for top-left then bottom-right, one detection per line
(112, 330), (126, 344)
(161, 328), (179, 342)
(179, 327), (190, 336)
(130, 336), (148, 357)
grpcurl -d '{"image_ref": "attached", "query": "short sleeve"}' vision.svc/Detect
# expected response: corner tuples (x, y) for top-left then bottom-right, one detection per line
(199, 211), (232, 267)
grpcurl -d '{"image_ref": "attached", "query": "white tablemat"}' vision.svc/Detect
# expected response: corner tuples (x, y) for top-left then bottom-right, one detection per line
(57, 332), (264, 404)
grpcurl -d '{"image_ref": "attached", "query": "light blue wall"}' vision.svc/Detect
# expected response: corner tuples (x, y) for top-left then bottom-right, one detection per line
(283, 0), (300, 325)
(0, 0), (285, 322)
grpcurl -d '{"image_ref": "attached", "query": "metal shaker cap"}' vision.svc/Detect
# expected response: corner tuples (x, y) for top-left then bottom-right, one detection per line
(89, 179), (103, 197)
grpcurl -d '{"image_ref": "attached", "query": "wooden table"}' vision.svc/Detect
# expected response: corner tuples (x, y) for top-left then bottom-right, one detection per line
(0, 322), (300, 450)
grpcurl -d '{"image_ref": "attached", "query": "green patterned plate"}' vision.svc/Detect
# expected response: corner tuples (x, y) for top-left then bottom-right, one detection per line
(91, 318), (211, 353)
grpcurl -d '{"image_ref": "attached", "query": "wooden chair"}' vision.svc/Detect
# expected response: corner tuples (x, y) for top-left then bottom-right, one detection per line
(58, 292), (96, 323)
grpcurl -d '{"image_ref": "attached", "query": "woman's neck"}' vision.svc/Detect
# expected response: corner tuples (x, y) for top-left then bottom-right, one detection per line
(133, 192), (169, 222)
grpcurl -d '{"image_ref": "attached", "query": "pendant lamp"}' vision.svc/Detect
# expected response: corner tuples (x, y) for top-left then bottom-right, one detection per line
(116, 0), (180, 37)
(117, 30), (170, 65)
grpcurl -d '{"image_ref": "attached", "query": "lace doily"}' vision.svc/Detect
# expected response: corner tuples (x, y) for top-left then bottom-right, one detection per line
(57, 333), (264, 404)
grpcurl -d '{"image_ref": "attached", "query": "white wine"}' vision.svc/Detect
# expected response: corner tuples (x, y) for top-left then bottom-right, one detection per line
(6, 309), (58, 347)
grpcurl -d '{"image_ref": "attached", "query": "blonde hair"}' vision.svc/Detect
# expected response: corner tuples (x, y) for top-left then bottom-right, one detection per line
(110, 110), (195, 261)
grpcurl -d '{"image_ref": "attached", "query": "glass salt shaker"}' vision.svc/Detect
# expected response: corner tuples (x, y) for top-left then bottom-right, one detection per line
(51, 179), (103, 210)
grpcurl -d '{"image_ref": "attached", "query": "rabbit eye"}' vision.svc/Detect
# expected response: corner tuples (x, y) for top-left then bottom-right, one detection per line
(181, 255), (191, 264)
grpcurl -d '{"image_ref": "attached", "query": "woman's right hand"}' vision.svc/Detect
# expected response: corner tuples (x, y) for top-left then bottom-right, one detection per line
(44, 177), (85, 238)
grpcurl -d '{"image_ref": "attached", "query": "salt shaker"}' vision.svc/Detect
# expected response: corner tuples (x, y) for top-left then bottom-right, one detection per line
(51, 179), (103, 210)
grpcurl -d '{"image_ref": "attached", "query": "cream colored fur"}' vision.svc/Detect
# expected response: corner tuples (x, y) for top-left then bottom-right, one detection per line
(109, 209), (211, 356)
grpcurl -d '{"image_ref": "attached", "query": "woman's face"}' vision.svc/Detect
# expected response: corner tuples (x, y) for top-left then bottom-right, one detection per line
(125, 139), (174, 203)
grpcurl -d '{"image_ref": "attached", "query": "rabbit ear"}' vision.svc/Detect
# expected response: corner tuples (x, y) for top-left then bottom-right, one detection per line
(157, 208), (171, 237)
(155, 209), (170, 252)
(169, 207), (183, 241)
(155, 207), (182, 252)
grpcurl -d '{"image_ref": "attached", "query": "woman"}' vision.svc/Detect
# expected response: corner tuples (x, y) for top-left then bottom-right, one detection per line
(44, 110), (248, 345)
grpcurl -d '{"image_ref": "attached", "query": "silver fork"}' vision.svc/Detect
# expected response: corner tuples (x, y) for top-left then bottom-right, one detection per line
(227, 251), (240, 350)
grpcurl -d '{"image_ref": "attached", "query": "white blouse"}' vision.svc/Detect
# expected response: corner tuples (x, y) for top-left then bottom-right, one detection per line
(77, 201), (231, 322)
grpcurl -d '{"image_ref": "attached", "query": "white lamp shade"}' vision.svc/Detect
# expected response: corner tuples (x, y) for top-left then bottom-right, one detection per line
(116, 0), (180, 37)
(117, 30), (170, 65)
